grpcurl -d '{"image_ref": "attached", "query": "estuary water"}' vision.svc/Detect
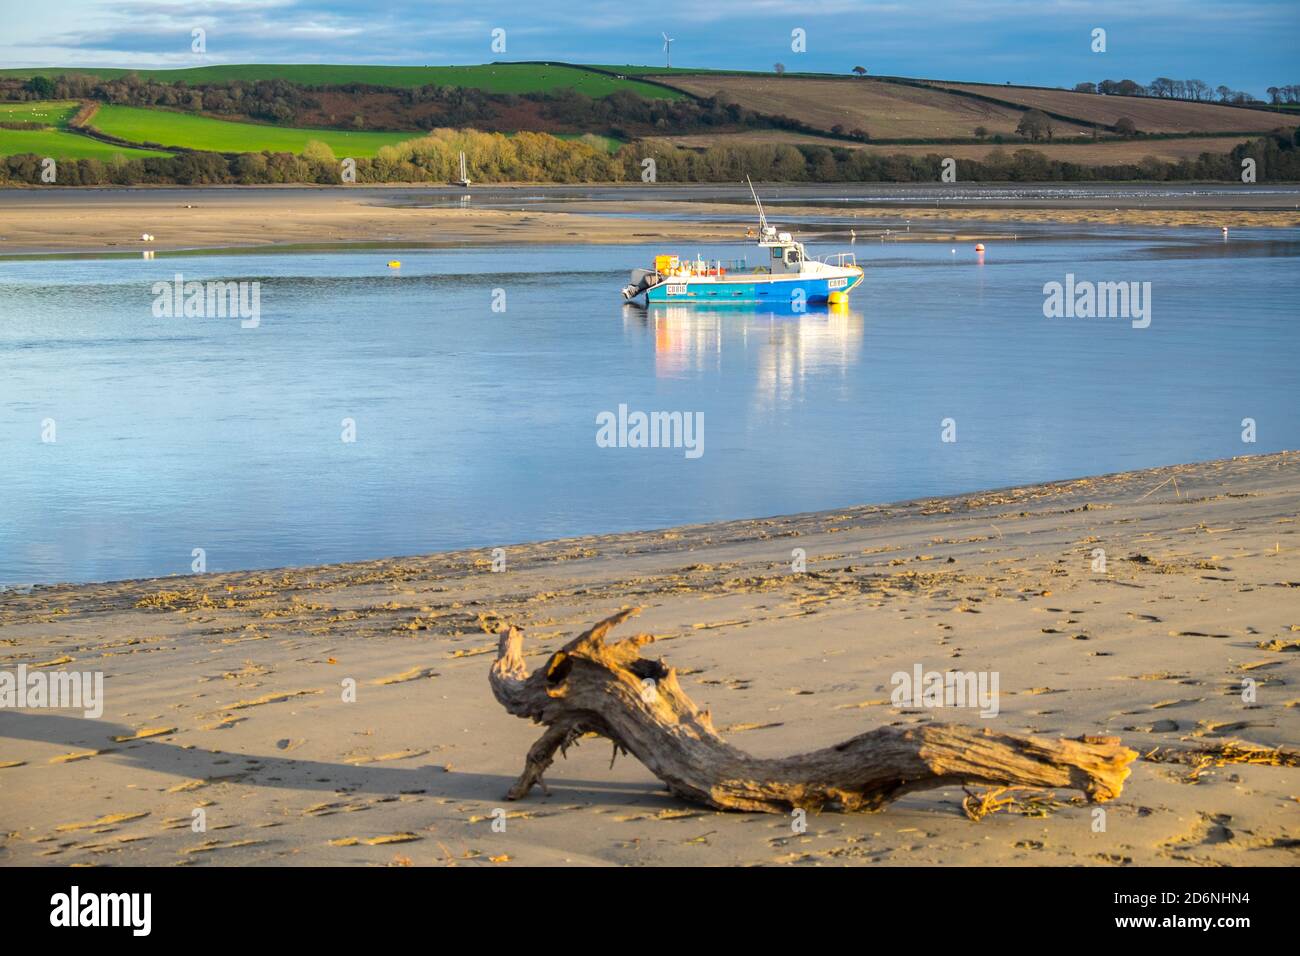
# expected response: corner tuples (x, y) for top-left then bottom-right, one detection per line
(2, 229), (1297, 585)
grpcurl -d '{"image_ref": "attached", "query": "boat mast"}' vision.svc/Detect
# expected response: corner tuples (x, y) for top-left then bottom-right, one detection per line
(746, 175), (768, 234)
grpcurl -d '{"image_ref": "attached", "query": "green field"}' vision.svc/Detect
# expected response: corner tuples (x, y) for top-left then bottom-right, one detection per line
(0, 127), (170, 159)
(0, 63), (681, 99)
(1, 100), (626, 160)
(90, 104), (424, 156)
(0, 101), (171, 159)
(0, 100), (80, 123)
(585, 64), (856, 80)
(585, 65), (741, 76)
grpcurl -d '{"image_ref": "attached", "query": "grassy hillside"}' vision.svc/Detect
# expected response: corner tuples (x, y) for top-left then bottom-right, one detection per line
(89, 104), (423, 156)
(0, 100), (170, 159)
(1, 100), (625, 161)
(0, 127), (170, 159)
(928, 81), (1282, 133)
(0, 63), (681, 99)
(0, 100), (80, 123)
(2, 63), (1288, 172)
(585, 64), (864, 80)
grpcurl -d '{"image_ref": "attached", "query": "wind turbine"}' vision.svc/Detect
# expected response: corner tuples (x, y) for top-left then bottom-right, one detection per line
(662, 33), (674, 69)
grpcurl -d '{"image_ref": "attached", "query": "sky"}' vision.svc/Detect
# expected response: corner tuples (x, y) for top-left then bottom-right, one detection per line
(0, 0), (1294, 96)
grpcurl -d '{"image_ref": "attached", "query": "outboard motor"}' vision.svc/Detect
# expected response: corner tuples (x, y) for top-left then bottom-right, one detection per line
(621, 268), (658, 300)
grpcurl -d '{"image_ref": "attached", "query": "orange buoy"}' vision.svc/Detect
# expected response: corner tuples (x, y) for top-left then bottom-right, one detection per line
(975, 243), (985, 252)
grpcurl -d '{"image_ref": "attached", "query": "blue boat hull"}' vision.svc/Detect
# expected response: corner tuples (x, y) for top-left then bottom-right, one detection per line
(645, 273), (860, 304)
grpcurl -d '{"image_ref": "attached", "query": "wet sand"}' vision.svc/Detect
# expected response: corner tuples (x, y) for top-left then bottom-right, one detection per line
(1, 453), (1296, 866)
(1, 185), (1297, 256)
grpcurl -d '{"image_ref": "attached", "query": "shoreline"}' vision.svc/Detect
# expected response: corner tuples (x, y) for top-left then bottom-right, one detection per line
(1, 185), (1298, 256)
(2, 452), (1296, 866)
(4, 452), (1293, 594)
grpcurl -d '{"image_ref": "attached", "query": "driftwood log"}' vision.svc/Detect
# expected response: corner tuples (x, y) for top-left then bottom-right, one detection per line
(489, 608), (1136, 814)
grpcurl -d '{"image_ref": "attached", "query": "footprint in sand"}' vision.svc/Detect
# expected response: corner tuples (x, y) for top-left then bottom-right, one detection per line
(1122, 719), (1181, 733)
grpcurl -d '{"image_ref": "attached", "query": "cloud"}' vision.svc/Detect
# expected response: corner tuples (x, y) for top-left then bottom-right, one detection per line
(1, 0), (1295, 95)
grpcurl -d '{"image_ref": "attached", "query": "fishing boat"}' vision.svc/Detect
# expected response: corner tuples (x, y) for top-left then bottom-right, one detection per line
(621, 178), (863, 305)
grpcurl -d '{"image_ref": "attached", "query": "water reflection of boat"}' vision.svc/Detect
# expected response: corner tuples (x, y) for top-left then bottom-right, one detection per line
(624, 303), (865, 393)
(621, 178), (864, 305)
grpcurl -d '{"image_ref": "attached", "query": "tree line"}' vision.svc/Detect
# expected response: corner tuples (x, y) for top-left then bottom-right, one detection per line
(3, 126), (1297, 187)
(1072, 77), (1295, 106)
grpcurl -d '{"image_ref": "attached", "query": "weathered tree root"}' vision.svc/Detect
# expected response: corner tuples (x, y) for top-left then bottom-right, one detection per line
(489, 608), (1137, 814)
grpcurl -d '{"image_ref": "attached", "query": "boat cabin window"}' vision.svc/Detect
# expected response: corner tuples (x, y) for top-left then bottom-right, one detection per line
(785, 248), (801, 264)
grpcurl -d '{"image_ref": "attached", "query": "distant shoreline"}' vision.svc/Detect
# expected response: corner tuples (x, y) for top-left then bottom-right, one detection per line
(5, 452), (1292, 592)
(1, 183), (1297, 256)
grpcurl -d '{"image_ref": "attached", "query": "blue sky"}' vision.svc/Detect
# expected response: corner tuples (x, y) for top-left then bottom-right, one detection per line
(1, 0), (1294, 96)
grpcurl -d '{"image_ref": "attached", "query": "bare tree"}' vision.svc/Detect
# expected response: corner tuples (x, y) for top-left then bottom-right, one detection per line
(1016, 108), (1052, 142)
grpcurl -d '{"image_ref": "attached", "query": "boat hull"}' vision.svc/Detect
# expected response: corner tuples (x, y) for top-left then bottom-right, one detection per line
(644, 270), (862, 304)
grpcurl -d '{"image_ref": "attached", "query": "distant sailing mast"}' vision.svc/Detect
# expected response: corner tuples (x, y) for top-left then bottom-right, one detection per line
(454, 151), (471, 188)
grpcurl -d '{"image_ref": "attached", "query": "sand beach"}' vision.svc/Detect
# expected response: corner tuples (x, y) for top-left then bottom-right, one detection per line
(1, 453), (1296, 866)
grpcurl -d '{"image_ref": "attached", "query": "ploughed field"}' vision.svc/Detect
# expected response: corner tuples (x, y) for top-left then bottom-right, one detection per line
(660, 75), (1091, 139)
(929, 82), (1283, 134)
(649, 130), (1253, 164)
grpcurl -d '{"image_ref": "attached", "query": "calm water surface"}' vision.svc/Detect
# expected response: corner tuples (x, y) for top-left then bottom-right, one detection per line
(2, 230), (1297, 585)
